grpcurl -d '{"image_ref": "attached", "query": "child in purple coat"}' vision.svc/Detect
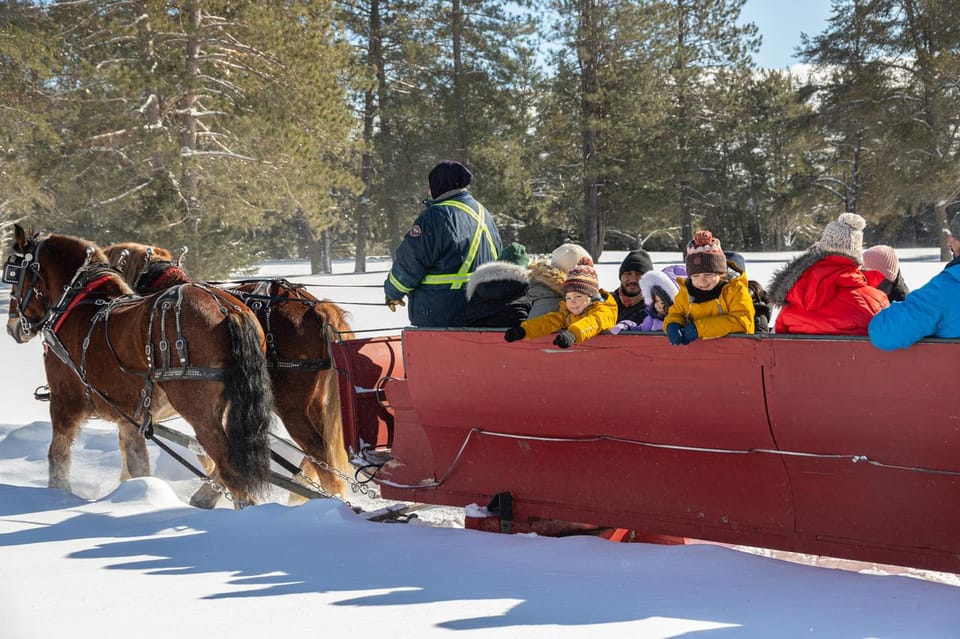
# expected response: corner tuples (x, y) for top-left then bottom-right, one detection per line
(609, 267), (683, 334)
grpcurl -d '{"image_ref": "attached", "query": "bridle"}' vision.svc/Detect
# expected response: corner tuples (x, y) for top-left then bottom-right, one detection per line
(4, 236), (47, 337)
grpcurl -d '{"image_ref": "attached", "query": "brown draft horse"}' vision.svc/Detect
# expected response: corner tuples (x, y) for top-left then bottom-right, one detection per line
(4, 226), (274, 508)
(103, 242), (355, 499)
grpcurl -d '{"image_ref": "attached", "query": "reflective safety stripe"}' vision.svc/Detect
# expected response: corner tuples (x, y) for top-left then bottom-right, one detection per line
(422, 273), (471, 285)
(388, 272), (414, 294)
(419, 199), (499, 290)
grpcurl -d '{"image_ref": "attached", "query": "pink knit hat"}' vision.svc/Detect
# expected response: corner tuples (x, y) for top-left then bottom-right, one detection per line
(862, 245), (899, 282)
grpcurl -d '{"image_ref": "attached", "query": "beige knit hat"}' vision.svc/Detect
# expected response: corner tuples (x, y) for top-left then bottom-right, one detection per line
(817, 213), (865, 260)
(550, 243), (591, 273)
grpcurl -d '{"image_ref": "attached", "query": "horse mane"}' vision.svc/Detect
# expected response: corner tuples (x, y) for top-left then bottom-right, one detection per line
(312, 297), (354, 340)
(103, 242), (174, 287)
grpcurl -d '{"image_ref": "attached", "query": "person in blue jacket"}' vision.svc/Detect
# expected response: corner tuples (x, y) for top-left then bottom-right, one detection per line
(868, 213), (960, 350)
(384, 160), (503, 327)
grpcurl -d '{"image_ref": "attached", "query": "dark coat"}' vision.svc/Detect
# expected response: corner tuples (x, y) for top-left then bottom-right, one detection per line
(464, 261), (531, 328)
(384, 189), (502, 327)
(612, 288), (649, 325)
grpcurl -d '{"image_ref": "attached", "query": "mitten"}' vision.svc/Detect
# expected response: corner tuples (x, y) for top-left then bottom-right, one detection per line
(553, 330), (576, 349)
(609, 320), (637, 335)
(666, 323), (684, 346)
(386, 298), (406, 312)
(504, 325), (526, 342)
(681, 322), (699, 344)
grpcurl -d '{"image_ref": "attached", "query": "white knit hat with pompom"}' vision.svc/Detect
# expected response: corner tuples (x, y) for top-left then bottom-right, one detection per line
(817, 213), (866, 261)
(550, 243), (591, 273)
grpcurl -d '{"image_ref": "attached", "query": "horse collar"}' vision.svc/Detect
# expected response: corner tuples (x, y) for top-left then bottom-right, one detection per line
(50, 274), (113, 335)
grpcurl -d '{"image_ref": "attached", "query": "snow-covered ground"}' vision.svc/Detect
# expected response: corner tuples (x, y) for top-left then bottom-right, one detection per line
(1, 249), (958, 639)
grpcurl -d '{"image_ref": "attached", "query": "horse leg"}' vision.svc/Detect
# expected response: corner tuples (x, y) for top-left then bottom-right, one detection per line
(165, 381), (265, 509)
(117, 421), (150, 480)
(276, 371), (349, 503)
(48, 401), (85, 493)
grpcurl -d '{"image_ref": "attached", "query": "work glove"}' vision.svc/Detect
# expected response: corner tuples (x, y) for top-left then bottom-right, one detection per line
(552, 330), (576, 349)
(386, 297), (405, 312)
(608, 320), (637, 335)
(504, 325), (526, 342)
(666, 323), (684, 346)
(681, 322), (699, 344)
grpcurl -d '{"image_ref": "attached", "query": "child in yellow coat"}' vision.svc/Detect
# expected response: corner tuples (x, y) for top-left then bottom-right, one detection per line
(504, 256), (617, 348)
(664, 230), (755, 345)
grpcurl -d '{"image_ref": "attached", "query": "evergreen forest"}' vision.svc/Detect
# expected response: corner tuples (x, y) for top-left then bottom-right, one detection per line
(1, 0), (958, 276)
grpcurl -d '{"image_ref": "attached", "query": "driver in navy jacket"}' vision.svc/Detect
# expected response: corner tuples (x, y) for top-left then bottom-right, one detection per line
(384, 160), (502, 327)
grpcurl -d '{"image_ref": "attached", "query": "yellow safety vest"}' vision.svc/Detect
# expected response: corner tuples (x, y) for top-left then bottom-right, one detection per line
(416, 199), (499, 290)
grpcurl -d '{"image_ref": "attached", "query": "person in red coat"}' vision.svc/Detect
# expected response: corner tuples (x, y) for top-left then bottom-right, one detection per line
(767, 213), (889, 335)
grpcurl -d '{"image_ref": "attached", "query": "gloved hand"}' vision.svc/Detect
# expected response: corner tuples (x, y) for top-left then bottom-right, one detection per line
(552, 330), (576, 349)
(666, 323), (684, 346)
(386, 297), (405, 312)
(504, 325), (526, 342)
(609, 320), (638, 335)
(681, 322), (699, 344)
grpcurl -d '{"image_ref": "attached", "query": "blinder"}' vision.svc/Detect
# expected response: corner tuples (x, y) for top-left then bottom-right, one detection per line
(3, 253), (28, 285)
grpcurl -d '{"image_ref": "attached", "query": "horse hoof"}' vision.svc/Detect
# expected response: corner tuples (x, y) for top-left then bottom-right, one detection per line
(189, 483), (221, 509)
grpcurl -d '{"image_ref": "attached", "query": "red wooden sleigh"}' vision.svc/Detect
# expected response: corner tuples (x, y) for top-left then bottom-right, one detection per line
(331, 329), (960, 573)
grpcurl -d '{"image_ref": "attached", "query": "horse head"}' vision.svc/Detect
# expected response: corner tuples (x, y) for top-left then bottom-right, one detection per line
(103, 242), (192, 294)
(5, 225), (110, 343)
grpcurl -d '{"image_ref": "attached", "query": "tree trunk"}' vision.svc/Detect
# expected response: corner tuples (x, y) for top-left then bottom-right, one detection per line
(579, 0), (603, 259)
(180, 0), (201, 228)
(355, 0), (381, 274)
(452, 0), (466, 158)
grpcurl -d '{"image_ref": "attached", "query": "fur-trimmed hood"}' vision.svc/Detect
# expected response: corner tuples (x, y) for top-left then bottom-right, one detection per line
(527, 259), (567, 295)
(466, 261), (529, 301)
(767, 249), (861, 305)
(639, 270), (680, 306)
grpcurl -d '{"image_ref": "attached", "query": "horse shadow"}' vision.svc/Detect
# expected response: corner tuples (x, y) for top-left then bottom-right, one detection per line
(1, 482), (957, 638)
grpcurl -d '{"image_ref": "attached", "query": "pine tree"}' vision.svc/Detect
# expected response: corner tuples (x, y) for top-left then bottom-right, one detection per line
(0, 1), (60, 233)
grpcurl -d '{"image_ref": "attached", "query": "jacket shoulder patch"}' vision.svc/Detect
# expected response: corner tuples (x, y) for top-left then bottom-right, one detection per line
(407, 224), (422, 238)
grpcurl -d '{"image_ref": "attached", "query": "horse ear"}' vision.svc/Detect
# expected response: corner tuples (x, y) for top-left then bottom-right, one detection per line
(14, 224), (27, 251)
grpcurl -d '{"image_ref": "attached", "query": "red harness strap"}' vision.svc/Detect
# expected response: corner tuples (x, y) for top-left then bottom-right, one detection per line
(149, 266), (187, 291)
(51, 275), (114, 335)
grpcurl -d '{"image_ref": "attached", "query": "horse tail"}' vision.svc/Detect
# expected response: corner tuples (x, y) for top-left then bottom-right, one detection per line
(223, 311), (273, 498)
(314, 300), (353, 475)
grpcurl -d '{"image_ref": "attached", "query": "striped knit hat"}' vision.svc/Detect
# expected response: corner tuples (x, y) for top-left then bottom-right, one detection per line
(562, 257), (600, 297)
(685, 230), (727, 275)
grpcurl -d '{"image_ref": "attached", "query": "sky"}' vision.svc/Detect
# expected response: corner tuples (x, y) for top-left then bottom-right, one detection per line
(740, 0), (835, 69)
(2, 250), (959, 639)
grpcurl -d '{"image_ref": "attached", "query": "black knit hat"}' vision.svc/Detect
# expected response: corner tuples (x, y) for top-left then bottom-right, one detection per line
(947, 212), (960, 239)
(619, 249), (654, 277)
(428, 160), (472, 198)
